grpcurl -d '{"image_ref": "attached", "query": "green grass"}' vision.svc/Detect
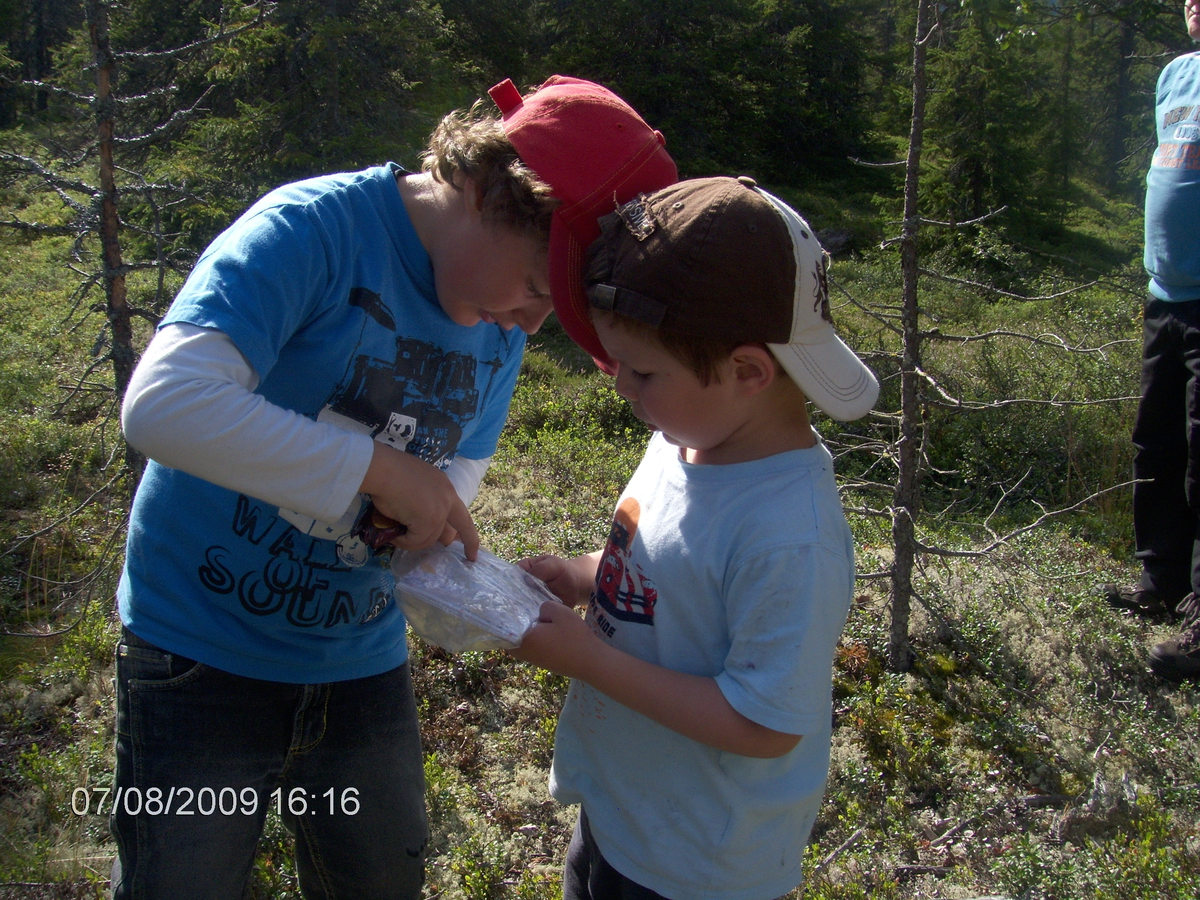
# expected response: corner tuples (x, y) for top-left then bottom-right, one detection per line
(2, 172), (1199, 898)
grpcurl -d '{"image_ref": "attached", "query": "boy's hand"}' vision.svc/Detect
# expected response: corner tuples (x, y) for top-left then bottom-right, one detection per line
(518, 555), (583, 606)
(508, 600), (599, 678)
(517, 551), (601, 607)
(359, 443), (480, 560)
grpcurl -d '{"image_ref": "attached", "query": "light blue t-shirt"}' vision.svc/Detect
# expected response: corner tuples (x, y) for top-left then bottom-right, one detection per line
(1144, 51), (1200, 302)
(549, 432), (854, 900)
(118, 165), (526, 682)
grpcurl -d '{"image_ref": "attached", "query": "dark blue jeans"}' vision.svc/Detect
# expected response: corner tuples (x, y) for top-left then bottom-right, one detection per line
(1132, 297), (1200, 600)
(110, 627), (427, 900)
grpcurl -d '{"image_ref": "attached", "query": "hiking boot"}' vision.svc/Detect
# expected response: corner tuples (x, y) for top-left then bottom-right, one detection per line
(1148, 593), (1200, 682)
(1103, 583), (1182, 620)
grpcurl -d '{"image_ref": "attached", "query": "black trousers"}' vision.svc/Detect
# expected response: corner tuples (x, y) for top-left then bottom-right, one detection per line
(562, 809), (669, 900)
(1132, 297), (1200, 599)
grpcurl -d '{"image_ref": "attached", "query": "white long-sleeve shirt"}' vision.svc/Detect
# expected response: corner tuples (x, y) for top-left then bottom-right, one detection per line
(122, 322), (489, 526)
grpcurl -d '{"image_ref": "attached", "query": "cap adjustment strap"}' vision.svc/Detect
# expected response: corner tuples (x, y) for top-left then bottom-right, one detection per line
(488, 79), (524, 116)
(587, 283), (667, 327)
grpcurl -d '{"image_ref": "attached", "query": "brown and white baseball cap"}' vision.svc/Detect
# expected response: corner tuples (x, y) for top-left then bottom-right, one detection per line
(584, 175), (879, 421)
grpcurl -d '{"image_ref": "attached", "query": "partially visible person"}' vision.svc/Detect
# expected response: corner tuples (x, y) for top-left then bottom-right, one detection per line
(1104, 1), (1200, 681)
(111, 75), (676, 900)
(513, 176), (879, 900)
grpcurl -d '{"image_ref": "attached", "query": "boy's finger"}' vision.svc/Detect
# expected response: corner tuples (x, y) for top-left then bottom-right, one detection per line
(437, 524), (459, 548)
(391, 520), (442, 552)
(449, 501), (480, 560)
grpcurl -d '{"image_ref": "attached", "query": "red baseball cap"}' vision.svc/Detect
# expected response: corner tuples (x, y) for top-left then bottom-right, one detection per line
(489, 75), (678, 371)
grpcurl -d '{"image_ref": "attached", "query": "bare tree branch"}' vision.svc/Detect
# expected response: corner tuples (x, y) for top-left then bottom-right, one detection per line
(16, 79), (94, 103)
(111, 1), (277, 64)
(850, 157), (906, 168)
(0, 150), (98, 202)
(919, 206), (1008, 228)
(912, 363), (1138, 410)
(115, 86), (216, 149)
(924, 327), (1137, 356)
(0, 471), (125, 558)
(919, 266), (1103, 301)
(911, 480), (1139, 558)
(0, 218), (79, 236)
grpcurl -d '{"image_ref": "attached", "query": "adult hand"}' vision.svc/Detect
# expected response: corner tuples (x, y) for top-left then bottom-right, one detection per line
(359, 443), (480, 560)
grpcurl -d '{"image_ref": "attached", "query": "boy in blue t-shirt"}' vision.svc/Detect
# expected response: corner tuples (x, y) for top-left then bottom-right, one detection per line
(110, 76), (676, 899)
(514, 176), (879, 900)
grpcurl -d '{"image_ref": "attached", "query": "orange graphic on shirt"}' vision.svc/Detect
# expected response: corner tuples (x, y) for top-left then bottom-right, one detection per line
(591, 497), (658, 627)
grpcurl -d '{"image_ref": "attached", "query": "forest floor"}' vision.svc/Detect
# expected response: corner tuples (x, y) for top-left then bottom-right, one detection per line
(1, 221), (1197, 897)
(2, 338), (1198, 900)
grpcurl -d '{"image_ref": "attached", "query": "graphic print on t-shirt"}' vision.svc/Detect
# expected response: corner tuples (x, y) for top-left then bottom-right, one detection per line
(210, 285), (503, 627)
(591, 497), (658, 630)
(275, 287), (493, 565)
(1154, 101), (1200, 170)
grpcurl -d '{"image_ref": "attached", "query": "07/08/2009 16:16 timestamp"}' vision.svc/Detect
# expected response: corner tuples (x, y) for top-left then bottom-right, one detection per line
(71, 785), (361, 817)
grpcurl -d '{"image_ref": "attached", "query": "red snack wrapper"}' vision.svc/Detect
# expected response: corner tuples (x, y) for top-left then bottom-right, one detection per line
(352, 502), (407, 549)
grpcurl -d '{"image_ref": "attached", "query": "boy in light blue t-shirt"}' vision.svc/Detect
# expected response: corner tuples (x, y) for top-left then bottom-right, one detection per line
(515, 176), (880, 900)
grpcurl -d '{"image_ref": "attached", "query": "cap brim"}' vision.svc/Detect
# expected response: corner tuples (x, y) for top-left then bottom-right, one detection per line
(770, 332), (879, 422)
(549, 213), (617, 373)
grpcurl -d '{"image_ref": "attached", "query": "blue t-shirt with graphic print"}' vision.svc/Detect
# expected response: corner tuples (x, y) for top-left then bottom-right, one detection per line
(1145, 52), (1200, 302)
(118, 165), (526, 682)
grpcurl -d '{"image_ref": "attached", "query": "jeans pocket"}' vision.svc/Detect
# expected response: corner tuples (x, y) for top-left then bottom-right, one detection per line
(118, 628), (203, 682)
(115, 629), (207, 738)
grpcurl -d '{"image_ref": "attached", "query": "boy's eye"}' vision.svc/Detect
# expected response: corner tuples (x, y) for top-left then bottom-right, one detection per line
(527, 278), (549, 299)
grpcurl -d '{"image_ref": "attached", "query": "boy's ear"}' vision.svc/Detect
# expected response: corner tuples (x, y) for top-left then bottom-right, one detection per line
(730, 344), (777, 395)
(458, 175), (485, 214)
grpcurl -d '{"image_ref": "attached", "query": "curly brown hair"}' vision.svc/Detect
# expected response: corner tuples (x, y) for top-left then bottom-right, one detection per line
(422, 99), (558, 239)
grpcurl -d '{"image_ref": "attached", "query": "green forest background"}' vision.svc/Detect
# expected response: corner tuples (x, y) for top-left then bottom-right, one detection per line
(1, 1), (1199, 898)
(5, 0), (1197, 246)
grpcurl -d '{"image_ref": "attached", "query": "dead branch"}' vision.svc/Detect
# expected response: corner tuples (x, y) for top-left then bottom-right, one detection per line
(0, 524), (125, 638)
(14, 79), (94, 103)
(914, 363), (1138, 410)
(110, 1), (277, 64)
(0, 218), (79, 236)
(810, 827), (866, 880)
(0, 150), (98, 201)
(917, 205), (1008, 228)
(920, 266), (1103, 301)
(924, 327), (1138, 356)
(894, 865), (954, 879)
(850, 156), (906, 167)
(929, 793), (1074, 849)
(842, 504), (894, 520)
(0, 471), (125, 558)
(855, 570), (894, 582)
(923, 393), (1140, 412)
(116, 85), (216, 149)
(912, 480), (1139, 558)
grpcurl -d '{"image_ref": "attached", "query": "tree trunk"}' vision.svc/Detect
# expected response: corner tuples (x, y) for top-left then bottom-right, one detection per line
(1104, 18), (1136, 191)
(889, 0), (934, 672)
(86, 0), (144, 479)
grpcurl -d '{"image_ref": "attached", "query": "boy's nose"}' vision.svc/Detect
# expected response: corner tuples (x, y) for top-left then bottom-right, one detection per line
(613, 366), (638, 400)
(510, 297), (553, 334)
